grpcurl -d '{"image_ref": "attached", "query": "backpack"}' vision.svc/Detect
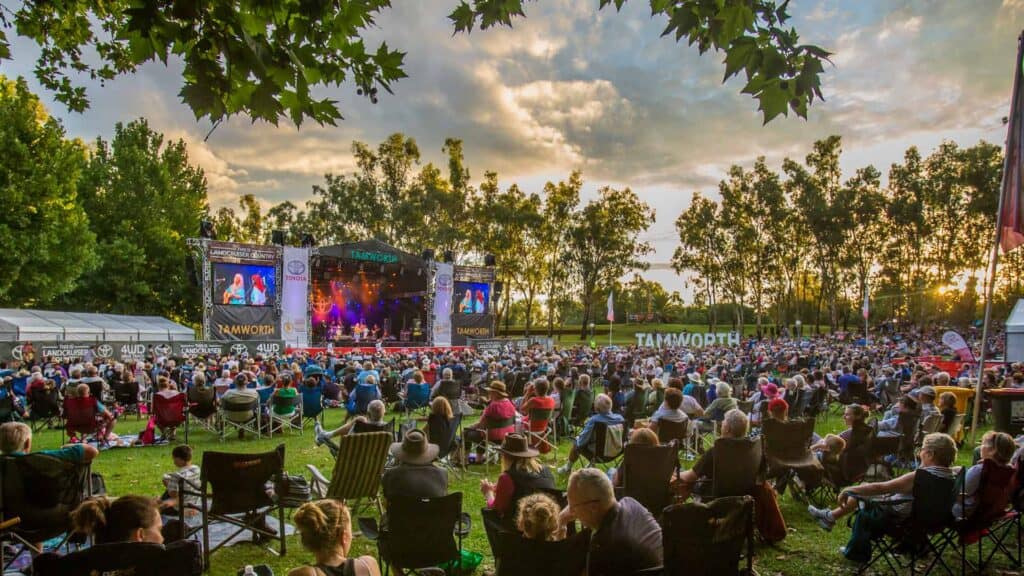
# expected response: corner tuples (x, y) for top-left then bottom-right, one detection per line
(138, 417), (157, 446)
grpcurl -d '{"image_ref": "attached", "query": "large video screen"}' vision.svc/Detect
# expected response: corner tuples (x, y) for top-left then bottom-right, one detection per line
(213, 263), (276, 306)
(454, 281), (490, 315)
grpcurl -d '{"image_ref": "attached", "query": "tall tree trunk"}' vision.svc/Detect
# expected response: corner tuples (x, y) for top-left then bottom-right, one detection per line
(579, 293), (591, 340)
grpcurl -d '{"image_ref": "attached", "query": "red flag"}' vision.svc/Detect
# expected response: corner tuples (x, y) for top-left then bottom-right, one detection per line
(1001, 34), (1024, 253)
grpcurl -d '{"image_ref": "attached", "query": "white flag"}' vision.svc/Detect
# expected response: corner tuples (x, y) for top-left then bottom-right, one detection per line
(606, 292), (614, 322)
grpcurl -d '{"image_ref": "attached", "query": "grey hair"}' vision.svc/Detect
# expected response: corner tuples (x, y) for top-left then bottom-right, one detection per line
(793, 374), (807, 388)
(443, 368), (453, 380)
(594, 393), (613, 414)
(716, 381), (732, 398)
(365, 374), (377, 385)
(368, 399), (386, 422)
(722, 408), (749, 438)
(757, 376), (769, 387)
(568, 468), (615, 505)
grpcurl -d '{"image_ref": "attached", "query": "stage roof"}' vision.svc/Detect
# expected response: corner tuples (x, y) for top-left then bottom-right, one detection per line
(0, 309), (195, 342)
(315, 239), (426, 269)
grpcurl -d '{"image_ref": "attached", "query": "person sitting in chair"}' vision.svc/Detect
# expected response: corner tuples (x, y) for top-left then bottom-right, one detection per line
(72, 495), (164, 545)
(673, 408), (749, 501)
(382, 429), (448, 501)
(559, 468), (662, 576)
(0, 421), (98, 463)
(807, 432), (957, 532)
(314, 400), (386, 458)
(220, 375), (259, 439)
(557, 394), (624, 475)
(463, 381), (516, 459)
(480, 433), (556, 519)
(649, 387), (689, 436)
(516, 492), (565, 542)
(289, 499), (381, 576)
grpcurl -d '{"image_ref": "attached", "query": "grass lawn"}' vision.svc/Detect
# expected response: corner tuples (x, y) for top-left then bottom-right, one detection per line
(26, 405), (1015, 576)
(507, 323), (836, 346)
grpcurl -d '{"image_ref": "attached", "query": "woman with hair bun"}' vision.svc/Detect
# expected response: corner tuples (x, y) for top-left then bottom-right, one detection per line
(71, 495), (164, 545)
(289, 499), (380, 576)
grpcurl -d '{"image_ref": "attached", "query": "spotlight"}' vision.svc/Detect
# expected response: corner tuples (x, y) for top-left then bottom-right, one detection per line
(484, 254), (496, 267)
(421, 249), (435, 261)
(199, 219), (216, 239)
(271, 230), (286, 245)
(300, 233), (316, 247)
(443, 250), (455, 263)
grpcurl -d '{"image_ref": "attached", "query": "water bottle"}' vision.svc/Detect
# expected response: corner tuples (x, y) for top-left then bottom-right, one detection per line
(468, 453), (477, 464)
(243, 566), (256, 576)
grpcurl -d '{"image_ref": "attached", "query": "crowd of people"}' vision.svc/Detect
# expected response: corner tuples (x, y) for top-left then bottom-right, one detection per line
(0, 326), (1022, 574)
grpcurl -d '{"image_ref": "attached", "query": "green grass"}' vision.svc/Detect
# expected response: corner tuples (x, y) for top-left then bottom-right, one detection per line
(26, 406), (1015, 576)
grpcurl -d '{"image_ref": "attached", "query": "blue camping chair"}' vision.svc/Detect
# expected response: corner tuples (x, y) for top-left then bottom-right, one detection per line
(401, 382), (431, 415)
(348, 383), (381, 417)
(257, 386), (275, 409)
(301, 385), (326, 425)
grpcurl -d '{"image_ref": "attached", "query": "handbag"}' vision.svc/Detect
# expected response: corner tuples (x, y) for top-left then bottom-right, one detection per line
(275, 473), (311, 508)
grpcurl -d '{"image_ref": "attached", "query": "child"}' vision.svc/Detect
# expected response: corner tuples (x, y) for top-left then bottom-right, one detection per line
(811, 433), (846, 469)
(938, 392), (959, 435)
(515, 492), (564, 542)
(160, 445), (201, 516)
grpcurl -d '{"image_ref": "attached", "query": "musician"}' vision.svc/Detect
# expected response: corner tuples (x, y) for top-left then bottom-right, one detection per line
(223, 274), (245, 305)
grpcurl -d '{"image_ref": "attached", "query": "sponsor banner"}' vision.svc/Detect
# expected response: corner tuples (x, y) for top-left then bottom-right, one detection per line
(467, 337), (530, 354)
(453, 265), (496, 284)
(452, 314), (495, 346)
(941, 330), (975, 362)
(634, 331), (741, 349)
(282, 246), (310, 347)
(211, 305), (280, 340)
(432, 263), (454, 347)
(286, 346), (471, 356)
(0, 340), (284, 362)
(207, 241), (280, 265)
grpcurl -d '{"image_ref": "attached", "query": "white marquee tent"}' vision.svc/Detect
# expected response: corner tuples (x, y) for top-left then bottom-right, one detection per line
(0, 309), (194, 342)
(1008, 298), (1024, 363)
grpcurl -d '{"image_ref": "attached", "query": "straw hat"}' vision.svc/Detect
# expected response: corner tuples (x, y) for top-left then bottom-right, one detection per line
(486, 381), (509, 398)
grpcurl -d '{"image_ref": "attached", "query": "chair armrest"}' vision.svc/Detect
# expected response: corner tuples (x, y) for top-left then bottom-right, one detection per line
(357, 517), (379, 540)
(848, 493), (913, 506)
(456, 512), (472, 537)
(0, 517), (21, 531)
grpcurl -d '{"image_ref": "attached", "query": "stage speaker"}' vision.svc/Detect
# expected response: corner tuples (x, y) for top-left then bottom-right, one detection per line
(301, 233), (316, 247)
(443, 250), (454, 263)
(484, 254), (496, 267)
(271, 230), (286, 245)
(185, 256), (200, 287)
(421, 249), (435, 261)
(198, 219), (216, 239)
(492, 281), (503, 301)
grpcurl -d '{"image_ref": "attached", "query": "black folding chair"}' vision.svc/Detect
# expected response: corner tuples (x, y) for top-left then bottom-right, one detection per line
(709, 436), (764, 499)
(580, 420), (625, 471)
(33, 540), (202, 576)
(360, 492), (470, 576)
(495, 529), (589, 576)
(761, 418), (821, 498)
(26, 386), (62, 432)
(662, 496), (754, 576)
(199, 445), (286, 567)
(619, 442), (679, 519)
(0, 454), (92, 570)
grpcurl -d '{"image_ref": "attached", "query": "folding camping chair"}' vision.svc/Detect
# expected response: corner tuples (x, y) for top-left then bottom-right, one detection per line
(62, 396), (107, 447)
(218, 396), (261, 441)
(953, 459), (1019, 574)
(495, 528), (589, 576)
(524, 406), (556, 459)
(26, 386), (61, 433)
(0, 454), (92, 570)
(300, 384), (326, 427)
(199, 445), (287, 568)
(186, 385), (219, 435)
(662, 496), (754, 576)
(579, 421), (625, 471)
(429, 413), (464, 480)
(112, 378), (141, 420)
(618, 442), (679, 519)
(153, 393), (188, 443)
(268, 394), (302, 436)
(359, 492), (470, 576)
(761, 418), (820, 498)
(306, 431), (390, 520)
(33, 540), (202, 576)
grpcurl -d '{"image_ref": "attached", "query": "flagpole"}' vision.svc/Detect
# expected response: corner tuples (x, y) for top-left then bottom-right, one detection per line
(971, 31), (1023, 444)
(864, 279), (869, 347)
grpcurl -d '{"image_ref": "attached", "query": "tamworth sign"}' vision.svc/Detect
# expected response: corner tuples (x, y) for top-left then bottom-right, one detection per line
(634, 332), (741, 348)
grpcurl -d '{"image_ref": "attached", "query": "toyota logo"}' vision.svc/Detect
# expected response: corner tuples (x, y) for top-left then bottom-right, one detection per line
(96, 345), (114, 358)
(154, 344), (172, 356)
(230, 344), (248, 355)
(10, 346), (22, 361)
(287, 260), (306, 275)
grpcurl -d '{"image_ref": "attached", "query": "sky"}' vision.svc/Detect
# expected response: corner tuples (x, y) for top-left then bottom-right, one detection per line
(5, 0), (1023, 301)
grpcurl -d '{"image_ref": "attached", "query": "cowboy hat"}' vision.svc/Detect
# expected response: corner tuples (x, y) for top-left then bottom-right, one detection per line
(389, 429), (439, 465)
(686, 372), (702, 383)
(486, 381), (509, 398)
(497, 433), (539, 459)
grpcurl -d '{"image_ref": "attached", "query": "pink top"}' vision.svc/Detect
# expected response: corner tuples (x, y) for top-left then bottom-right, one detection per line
(480, 398), (516, 442)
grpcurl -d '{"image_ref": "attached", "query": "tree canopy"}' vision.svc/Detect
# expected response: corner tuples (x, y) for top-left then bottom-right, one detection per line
(1, 0), (830, 126)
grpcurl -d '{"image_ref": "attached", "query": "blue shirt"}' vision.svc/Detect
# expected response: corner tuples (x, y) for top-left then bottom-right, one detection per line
(837, 373), (860, 394)
(11, 445), (86, 462)
(576, 412), (625, 449)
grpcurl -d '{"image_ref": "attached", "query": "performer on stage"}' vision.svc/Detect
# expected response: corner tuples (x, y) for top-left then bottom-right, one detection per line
(223, 273), (245, 305)
(459, 289), (473, 314)
(474, 289), (486, 313)
(250, 273), (268, 306)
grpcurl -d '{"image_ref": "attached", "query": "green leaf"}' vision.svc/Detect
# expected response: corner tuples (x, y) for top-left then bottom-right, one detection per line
(723, 38), (756, 81)
(448, 2), (475, 34)
(760, 46), (786, 79)
(757, 79), (788, 124)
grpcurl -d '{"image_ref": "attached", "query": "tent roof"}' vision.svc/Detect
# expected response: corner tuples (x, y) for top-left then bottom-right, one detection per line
(0, 309), (194, 342)
(1008, 299), (1024, 333)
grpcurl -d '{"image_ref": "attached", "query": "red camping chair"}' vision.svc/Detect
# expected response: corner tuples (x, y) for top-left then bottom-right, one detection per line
(153, 393), (188, 443)
(62, 396), (106, 447)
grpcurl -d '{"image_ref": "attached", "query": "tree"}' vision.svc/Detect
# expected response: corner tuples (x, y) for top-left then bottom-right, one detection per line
(566, 187), (654, 339)
(541, 172), (581, 337)
(3, 1), (829, 126)
(840, 165), (885, 329)
(64, 119), (208, 321)
(673, 193), (725, 331)
(0, 76), (95, 306)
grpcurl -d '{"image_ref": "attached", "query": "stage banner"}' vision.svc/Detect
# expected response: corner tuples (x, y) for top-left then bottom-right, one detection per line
(467, 337), (530, 354)
(210, 305), (280, 340)
(282, 246), (310, 347)
(207, 241), (279, 264)
(433, 262), (454, 347)
(452, 314), (495, 346)
(0, 340), (284, 362)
